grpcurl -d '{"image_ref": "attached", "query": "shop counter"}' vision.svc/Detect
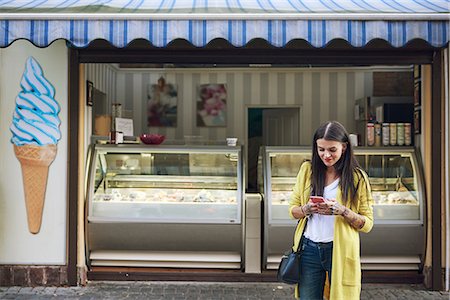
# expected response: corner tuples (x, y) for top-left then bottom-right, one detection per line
(85, 144), (244, 269)
(260, 146), (425, 270)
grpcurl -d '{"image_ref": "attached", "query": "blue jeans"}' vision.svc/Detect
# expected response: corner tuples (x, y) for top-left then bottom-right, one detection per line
(298, 237), (333, 300)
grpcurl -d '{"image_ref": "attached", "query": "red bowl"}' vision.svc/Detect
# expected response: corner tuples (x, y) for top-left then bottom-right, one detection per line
(140, 134), (166, 145)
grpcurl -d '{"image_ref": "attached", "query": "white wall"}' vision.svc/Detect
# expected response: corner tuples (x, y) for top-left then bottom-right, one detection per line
(0, 40), (68, 264)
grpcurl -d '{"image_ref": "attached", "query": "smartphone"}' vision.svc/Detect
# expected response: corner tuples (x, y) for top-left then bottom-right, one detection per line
(310, 196), (325, 203)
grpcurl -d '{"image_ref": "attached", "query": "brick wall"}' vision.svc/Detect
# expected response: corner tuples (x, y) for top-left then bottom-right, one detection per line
(373, 72), (414, 96)
(0, 266), (68, 286)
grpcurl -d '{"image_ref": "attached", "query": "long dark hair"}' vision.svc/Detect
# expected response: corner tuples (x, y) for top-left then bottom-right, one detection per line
(311, 121), (360, 205)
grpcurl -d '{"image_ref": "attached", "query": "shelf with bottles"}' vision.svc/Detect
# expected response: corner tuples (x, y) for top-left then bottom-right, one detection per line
(366, 122), (413, 147)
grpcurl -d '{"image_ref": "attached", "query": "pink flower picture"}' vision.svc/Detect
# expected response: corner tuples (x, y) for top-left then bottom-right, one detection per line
(197, 84), (227, 127)
(147, 77), (178, 127)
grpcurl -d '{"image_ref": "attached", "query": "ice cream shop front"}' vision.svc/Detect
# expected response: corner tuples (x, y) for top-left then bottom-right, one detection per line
(0, 0), (449, 292)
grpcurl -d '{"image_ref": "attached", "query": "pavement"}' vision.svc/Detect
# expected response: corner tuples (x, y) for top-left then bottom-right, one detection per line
(0, 282), (449, 299)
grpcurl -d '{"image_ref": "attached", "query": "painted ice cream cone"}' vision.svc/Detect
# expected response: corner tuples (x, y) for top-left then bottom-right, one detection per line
(14, 144), (57, 233)
(10, 57), (61, 234)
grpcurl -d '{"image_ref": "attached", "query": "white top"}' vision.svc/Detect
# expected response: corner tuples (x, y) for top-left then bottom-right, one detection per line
(304, 178), (340, 243)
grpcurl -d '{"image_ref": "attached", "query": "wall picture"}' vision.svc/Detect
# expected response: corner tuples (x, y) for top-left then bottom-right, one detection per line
(86, 80), (93, 106)
(414, 82), (421, 107)
(197, 84), (227, 127)
(147, 77), (177, 127)
(10, 57), (62, 234)
(414, 109), (421, 134)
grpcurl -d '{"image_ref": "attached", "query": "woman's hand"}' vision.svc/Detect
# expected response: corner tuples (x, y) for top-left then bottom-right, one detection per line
(305, 201), (320, 215)
(292, 201), (319, 219)
(316, 199), (367, 229)
(316, 199), (346, 215)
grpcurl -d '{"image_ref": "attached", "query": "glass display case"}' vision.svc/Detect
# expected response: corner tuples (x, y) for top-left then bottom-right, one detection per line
(260, 146), (425, 270)
(85, 144), (244, 269)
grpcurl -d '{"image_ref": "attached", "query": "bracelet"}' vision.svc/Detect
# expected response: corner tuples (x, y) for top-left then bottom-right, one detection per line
(301, 205), (311, 217)
(342, 207), (350, 217)
(332, 203), (342, 215)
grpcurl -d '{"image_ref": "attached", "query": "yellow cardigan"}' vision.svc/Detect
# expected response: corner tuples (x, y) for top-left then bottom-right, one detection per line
(288, 161), (374, 300)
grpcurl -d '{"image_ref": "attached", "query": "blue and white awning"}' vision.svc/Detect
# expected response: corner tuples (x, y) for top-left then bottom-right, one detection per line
(0, 0), (448, 48)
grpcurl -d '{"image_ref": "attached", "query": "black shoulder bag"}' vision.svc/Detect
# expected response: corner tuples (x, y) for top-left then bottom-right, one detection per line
(277, 220), (307, 284)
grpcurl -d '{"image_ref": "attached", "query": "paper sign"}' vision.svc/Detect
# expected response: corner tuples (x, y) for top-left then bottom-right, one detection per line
(115, 118), (134, 136)
(354, 104), (360, 121)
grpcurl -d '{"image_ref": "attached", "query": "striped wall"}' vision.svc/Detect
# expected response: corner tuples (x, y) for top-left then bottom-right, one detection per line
(85, 65), (378, 145)
(86, 63), (117, 114)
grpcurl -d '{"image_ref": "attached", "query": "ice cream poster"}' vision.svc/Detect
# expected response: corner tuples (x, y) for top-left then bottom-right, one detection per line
(147, 77), (178, 127)
(10, 57), (61, 234)
(197, 84), (227, 127)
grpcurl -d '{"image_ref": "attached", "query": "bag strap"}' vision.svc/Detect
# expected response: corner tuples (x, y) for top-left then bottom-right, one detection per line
(295, 218), (308, 252)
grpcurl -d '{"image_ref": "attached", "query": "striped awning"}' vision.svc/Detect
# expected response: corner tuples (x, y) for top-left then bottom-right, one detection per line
(0, 0), (448, 48)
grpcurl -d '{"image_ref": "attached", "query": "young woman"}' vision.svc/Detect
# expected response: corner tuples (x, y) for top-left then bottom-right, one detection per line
(289, 121), (374, 300)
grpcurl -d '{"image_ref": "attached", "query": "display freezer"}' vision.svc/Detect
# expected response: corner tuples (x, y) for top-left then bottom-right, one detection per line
(85, 144), (244, 269)
(260, 146), (425, 270)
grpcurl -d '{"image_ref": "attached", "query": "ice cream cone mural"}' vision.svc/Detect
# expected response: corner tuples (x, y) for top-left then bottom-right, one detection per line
(10, 57), (61, 234)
